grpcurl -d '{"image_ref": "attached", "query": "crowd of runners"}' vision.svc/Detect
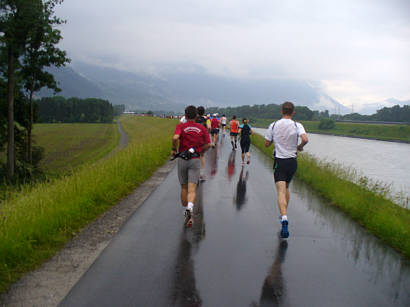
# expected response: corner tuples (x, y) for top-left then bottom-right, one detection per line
(172, 102), (308, 238)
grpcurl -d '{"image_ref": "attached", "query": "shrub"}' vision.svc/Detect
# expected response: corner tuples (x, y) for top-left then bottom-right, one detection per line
(318, 118), (335, 130)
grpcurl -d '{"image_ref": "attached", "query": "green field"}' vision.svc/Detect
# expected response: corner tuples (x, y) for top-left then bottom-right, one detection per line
(34, 123), (120, 175)
(252, 119), (410, 143)
(251, 133), (410, 258)
(0, 116), (176, 293)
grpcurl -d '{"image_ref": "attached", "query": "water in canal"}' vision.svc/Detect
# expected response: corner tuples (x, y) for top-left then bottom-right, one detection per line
(254, 127), (410, 206)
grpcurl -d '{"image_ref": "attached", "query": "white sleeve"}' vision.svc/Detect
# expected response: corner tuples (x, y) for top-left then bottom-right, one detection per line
(265, 122), (275, 141)
(296, 122), (306, 136)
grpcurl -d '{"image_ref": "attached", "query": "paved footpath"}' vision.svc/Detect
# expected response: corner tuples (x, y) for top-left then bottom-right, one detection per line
(61, 133), (410, 307)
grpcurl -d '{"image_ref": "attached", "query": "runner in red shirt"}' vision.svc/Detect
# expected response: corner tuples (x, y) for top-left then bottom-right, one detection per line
(172, 106), (211, 227)
(210, 113), (220, 147)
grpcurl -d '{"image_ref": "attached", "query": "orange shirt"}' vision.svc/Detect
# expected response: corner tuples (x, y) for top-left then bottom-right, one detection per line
(230, 120), (239, 133)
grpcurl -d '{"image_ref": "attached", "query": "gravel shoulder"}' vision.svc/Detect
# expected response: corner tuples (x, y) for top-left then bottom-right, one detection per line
(0, 122), (173, 307)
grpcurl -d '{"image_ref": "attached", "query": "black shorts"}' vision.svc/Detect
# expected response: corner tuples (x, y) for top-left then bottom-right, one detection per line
(274, 157), (297, 183)
(230, 132), (238, 137)
(211, 128), (219, 135)
(221, 124), (226, 127)
(240, 137), (250, 153)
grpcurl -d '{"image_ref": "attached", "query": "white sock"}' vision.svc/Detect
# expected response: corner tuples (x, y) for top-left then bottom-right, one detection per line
(187, 202), (194, 211)
(281, 215), (288, 221)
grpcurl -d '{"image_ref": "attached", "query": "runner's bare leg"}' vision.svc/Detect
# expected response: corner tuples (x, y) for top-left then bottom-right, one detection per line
(275, 181), (288, 216)
(187, 182), (197, 204)
(181, 184), (188, 207)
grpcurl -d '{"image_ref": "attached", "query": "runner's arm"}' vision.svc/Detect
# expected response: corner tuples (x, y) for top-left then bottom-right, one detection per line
(202, 129), (211, 153)
(297, 133), (308, 151)
(172, 134), (180, 155)
(264, 128), (273, 147)
(296, 123), (308, 151)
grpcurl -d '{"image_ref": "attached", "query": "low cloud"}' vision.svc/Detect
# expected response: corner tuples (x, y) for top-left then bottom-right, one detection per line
(57, 0), (410, 108)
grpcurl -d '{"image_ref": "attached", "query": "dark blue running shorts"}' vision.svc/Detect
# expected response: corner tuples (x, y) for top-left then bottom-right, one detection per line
(273, 157), (297, 183)
(240, 137), (251, 153)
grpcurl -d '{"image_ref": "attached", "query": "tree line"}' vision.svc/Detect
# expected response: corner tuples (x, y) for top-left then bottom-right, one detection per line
(1, 0), (70, 182)
(207, 103), (409, 123)
(37, 96), (114, 123)
(331, 105), (410, 123)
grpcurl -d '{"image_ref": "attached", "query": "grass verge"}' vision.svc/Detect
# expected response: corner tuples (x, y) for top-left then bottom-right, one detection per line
(0, 116), (176, 293)
(251, 133), (410, 258)
(252, 119), (410, 143)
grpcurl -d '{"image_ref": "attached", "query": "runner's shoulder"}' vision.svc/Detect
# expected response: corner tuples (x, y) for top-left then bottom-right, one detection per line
(267, 121), (276, 130)
(295, 121), (304, 128)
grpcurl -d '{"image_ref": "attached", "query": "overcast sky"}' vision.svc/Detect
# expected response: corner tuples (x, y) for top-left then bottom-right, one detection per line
(55, 0), (410, 110)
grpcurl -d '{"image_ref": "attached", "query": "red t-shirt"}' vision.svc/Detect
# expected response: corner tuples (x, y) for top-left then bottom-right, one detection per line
(211, 118), (219, 129)
(174, 121), (211, 155)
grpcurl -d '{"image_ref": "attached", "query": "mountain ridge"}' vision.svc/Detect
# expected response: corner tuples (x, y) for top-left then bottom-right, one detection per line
(38, 62), (351, 113)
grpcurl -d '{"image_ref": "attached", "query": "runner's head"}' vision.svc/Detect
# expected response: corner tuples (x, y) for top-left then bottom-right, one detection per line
(242, 118), (248, 124)
(222, 114), (225, 117)
(282, 101), (295, 116)
(197, 106), (205, 116)
(185, 105), (198, 120)
(232, 115), (236, 120)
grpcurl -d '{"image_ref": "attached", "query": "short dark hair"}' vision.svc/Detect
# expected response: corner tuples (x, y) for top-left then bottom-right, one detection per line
(185, 105), (198, 119)
(232, 115), (236, 119)
(197, 106), (205, 116)
(282, 101), (295, 115)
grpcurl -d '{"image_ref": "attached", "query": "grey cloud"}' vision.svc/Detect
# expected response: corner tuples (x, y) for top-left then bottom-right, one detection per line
(56, 0), (410, 107)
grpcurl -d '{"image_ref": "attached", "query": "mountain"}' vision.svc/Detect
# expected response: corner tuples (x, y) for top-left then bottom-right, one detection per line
(38, 61), (350, 113)
(38, 66), (105, 99)
(358, 98), (410, 115)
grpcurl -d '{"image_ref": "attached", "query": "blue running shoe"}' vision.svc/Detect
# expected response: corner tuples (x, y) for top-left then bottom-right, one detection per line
(280, 220), (289, 238)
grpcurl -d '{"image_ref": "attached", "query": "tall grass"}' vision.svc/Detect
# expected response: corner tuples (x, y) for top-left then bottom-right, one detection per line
(251, 133), (410, 258)
(0, 117), (176, 292)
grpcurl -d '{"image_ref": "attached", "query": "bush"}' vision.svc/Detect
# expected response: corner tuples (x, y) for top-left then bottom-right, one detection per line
(318, 118), (335, 130)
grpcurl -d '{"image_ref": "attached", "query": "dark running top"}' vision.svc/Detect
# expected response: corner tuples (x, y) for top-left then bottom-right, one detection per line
(240, 124), (252, 138)
(195, 116), (207, 128)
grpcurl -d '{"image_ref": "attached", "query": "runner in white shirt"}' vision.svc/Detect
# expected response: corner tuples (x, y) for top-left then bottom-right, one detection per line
(264, 101), (308, 238)
(220, 114), (227, 134)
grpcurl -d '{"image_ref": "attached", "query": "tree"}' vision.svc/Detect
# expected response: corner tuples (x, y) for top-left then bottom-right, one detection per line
(0, 0), (68, 180)
(113, 104), (125, 116)
(1, 0), (42, 181)
(21, 0), (69, 163)
(318, 118), (335, 130)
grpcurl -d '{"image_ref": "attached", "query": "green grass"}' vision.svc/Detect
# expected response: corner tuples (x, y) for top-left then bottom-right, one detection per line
(0, 116), (176, 293)
(252, 119), (410, 143)
(34, 123), (120, 175)
(251, 133), (410, 258)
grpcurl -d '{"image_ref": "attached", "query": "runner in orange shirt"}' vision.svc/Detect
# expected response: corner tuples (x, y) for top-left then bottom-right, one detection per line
(229, 115), (240, 150)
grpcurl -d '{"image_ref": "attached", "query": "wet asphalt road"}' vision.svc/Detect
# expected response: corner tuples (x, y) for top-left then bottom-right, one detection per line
(61, 133), (410, 306)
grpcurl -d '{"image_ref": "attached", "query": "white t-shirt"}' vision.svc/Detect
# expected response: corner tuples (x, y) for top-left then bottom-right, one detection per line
(221, 116), (227, 125)
(265, 118), (306, 159)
